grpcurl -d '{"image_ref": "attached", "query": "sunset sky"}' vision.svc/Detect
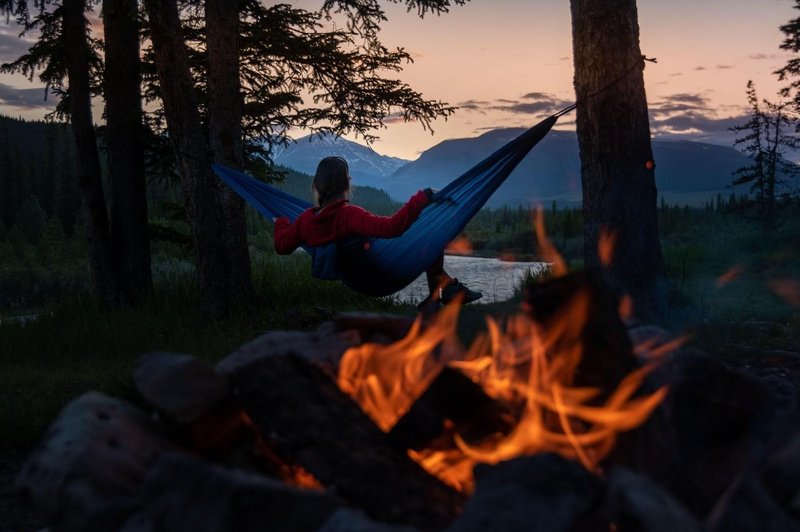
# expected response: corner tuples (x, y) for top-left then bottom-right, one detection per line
(1, 0), (797, 160)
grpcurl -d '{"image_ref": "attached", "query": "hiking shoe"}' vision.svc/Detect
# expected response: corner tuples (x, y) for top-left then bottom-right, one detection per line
(440, 278), (483, 305)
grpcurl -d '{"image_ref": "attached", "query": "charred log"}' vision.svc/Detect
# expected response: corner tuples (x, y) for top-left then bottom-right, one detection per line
(222, 352), (464, 530)
(388, 367), (512, 452)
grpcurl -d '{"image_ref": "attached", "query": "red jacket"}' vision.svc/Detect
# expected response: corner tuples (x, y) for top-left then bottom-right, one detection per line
(274, 190), (431, 254)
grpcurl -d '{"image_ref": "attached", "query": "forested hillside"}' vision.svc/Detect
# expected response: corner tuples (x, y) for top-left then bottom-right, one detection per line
(0, 115), (81, 233)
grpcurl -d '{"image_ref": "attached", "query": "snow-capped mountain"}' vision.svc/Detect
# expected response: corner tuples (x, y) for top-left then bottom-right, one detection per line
(272, 133), (409, 186)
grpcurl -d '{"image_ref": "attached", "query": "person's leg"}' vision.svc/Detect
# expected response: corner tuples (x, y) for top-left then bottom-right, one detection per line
(424, 253), (482, 304)
(425, 253), (452, 295)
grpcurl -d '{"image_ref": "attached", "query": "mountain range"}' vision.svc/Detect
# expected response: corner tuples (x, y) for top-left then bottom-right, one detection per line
(272, 133), (408, 186)
(274, 129), (753, 207)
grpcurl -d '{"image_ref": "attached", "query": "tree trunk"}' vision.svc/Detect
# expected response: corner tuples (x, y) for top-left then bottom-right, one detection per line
(144, 0), (236, 317)
(206, 0), (254, 305)
(104, 0), (152, 303)
(62, 0), (119, 307)
(570, 0), (667, 319)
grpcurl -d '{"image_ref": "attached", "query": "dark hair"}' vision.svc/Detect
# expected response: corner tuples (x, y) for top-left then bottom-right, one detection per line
(312, 156), (351, 207)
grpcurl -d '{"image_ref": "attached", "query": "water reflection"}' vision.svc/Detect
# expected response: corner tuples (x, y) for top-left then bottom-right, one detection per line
(394, 255), (547, 304)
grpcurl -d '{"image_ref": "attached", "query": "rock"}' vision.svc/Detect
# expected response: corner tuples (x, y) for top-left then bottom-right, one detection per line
(216, 329), (361, 376)
(134, 352), (228, 424)
(331, 312), (416, 343)
(605, 467), (701, 532)
(707, 474), (800, 532)
(448, 454), (602, 532)
(610, 347), (784, 518)
(123, 452), (341, 532)
(16, 392), (170, 531)
(761, 433), (800, 519)
(318, 508), (419, 532)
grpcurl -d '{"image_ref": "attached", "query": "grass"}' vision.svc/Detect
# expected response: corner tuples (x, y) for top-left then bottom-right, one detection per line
(0, 252), (410, 453)
(2, 206), (799, 454)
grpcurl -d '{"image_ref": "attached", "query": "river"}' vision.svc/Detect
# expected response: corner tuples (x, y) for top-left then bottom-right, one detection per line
(394, 255), (547, 304)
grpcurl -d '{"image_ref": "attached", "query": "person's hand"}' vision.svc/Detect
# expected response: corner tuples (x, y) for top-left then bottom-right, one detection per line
(423, 188), (440, 200)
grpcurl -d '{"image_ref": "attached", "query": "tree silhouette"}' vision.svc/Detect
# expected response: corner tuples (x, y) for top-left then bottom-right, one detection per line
(570, 0), (667, 319)
(731, 81), (799, 228)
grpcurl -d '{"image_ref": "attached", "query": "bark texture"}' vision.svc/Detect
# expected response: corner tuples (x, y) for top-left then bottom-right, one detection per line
(144, 0), (243, 317)
(570, 0), (667, 319)
(206, 0), (254, 305)
(104, 0), (152, 302)
(62, 0), (119, 307)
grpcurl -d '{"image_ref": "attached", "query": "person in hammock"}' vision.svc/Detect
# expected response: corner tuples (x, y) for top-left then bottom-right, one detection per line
(273, 156), (482, 307)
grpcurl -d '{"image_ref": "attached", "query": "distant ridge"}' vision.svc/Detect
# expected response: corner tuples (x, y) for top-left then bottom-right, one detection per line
(383, 128), (753, 206)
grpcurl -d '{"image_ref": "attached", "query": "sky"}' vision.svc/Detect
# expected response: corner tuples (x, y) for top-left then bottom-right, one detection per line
(0, 0), (797, 160)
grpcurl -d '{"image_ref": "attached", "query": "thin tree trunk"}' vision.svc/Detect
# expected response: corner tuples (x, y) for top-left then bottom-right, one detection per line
(570, 0), (667, 319)
(104, 0), (152, 303)
(144, 0), (233, 317)
(62, 0), (119, 307)
(206, 0), (254, 305)
(766, 111), (779, 229)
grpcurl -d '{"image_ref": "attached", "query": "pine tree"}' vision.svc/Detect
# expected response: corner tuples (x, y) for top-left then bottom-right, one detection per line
(731, 81), (799, 228)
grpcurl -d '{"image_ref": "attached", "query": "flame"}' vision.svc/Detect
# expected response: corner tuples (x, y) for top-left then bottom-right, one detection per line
(618, 294), (633, 321)
(337, 301), (462, 431)
(446, 236), (473, 256)
(338, 292), (667, 492)
(598, 227), (617, 267)
(769, 278), (800, 307)
(716, 265), (744, 287)
(337, 217), (669, 492)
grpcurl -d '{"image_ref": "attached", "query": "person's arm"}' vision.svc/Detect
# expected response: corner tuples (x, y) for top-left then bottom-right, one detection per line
(342, 190), (431, 238)
(274, 216), (302, 254)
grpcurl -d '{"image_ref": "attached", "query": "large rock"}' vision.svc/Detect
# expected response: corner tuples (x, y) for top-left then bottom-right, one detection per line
(120, 452), (341, 532)
(707, 474), (800, 532)
(16, 392), (171, 531)
(610, 346), (786, 518)
(449, 454), (602, 532)
(216, 329), (361, 376)
(134, 352), (228, 424)
(605, 467), (701, 532)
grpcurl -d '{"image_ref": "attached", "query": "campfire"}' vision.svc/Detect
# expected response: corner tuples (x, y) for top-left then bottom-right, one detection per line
(14, 235), (800, 531)
(338, 288), (665, 492)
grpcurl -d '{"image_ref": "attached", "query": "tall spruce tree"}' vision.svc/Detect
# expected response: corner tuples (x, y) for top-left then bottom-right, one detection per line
(104, 0), (152, 302)
(62, 0), (120, 307)
(731, 81), (799, 228)
(570, 0), (667, 319)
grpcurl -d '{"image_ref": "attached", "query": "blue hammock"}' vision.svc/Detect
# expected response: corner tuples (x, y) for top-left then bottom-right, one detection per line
(213, 113), (559, 296)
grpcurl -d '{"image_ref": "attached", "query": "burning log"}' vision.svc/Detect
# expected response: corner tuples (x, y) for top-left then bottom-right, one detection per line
(219, 352), (465, 530)
(387, 367), (512, 451)
(523, 269), (637, 395)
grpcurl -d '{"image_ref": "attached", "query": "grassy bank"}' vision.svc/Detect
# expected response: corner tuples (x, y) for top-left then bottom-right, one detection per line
(2, 205), (798, 454)
(0, 252), (409, 453)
